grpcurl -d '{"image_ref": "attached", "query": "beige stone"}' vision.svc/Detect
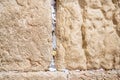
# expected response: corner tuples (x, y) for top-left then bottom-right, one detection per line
(83, 0), (120, 69)
(0, 0), (52, 71)
(0, 70), (119, 80)
(56, 0), (120, 70)
(55, 0), (87, 70)
(83, 7), (120, 69)
(0, 72), (67, 80)
(69, 70), (120, 80)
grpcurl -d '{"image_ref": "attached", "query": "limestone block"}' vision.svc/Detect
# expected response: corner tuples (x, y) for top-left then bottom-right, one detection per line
(0, 0), (52, 71)
(69, 70), (120, 80)
(0, 70), (119, 80)
(55, 0), (87, 70)
(83, 0), (120, 69)
(0, 72), (67, 80)
(56, 0), (120, 70)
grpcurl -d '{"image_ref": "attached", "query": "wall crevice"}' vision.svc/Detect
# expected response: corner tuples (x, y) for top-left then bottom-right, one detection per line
(49, 0), (57, 72)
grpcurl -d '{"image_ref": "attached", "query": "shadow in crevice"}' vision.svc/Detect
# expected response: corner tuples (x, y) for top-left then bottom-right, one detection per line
(112, 17), (120, 37)
(112, 12), (120, 37)
(112, 0), (120, 8)
(81, 25), (87, 49)
(116, 28), (120, 37)
(78, 0), (87, 9)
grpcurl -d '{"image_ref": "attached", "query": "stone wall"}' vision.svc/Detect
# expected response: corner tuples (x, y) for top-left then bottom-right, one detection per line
(0, 70), (119, 80)
(0, 0), (120, 80)
(0, 0), (52, 71)
(55, 0), (120, 70)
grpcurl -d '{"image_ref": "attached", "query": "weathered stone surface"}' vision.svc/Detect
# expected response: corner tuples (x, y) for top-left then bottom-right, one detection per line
(69, 70), (120, 80)
(56, 0), (120, 70)
(55, 0), (87, 70)
(0, 0), (52, 71)
(82, 0), (120, 70)
(0, 70), (119, 80)
(0, 72), (67, 80)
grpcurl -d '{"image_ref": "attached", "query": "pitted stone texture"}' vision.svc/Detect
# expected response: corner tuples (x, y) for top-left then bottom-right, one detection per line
(0, 70), (119, 80)
(69, 70), (120, 80)
(55, 0), (87, 70)
(56, 0), (120, 70)
(0, 72), (67, 80)
(82, 0), (120, 70)
(0, 0), (52, 71)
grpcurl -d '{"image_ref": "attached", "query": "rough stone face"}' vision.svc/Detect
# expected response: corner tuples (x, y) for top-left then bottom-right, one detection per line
(0, 72), (67, 80)
(56, 0), (120, 70)
(69, 70), (120, 80)
(0, 0), (52, 71)
(0, 70), (119, 80)
(81, 0), (120, 70)
(55, 0), (87, 70)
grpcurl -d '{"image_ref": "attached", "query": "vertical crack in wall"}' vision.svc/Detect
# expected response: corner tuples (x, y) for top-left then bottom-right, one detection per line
(81, 24), (89, 69)
(81, 25), (87, 50)
(49, 0), (57, 72)
(52, 0), (57, 50)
